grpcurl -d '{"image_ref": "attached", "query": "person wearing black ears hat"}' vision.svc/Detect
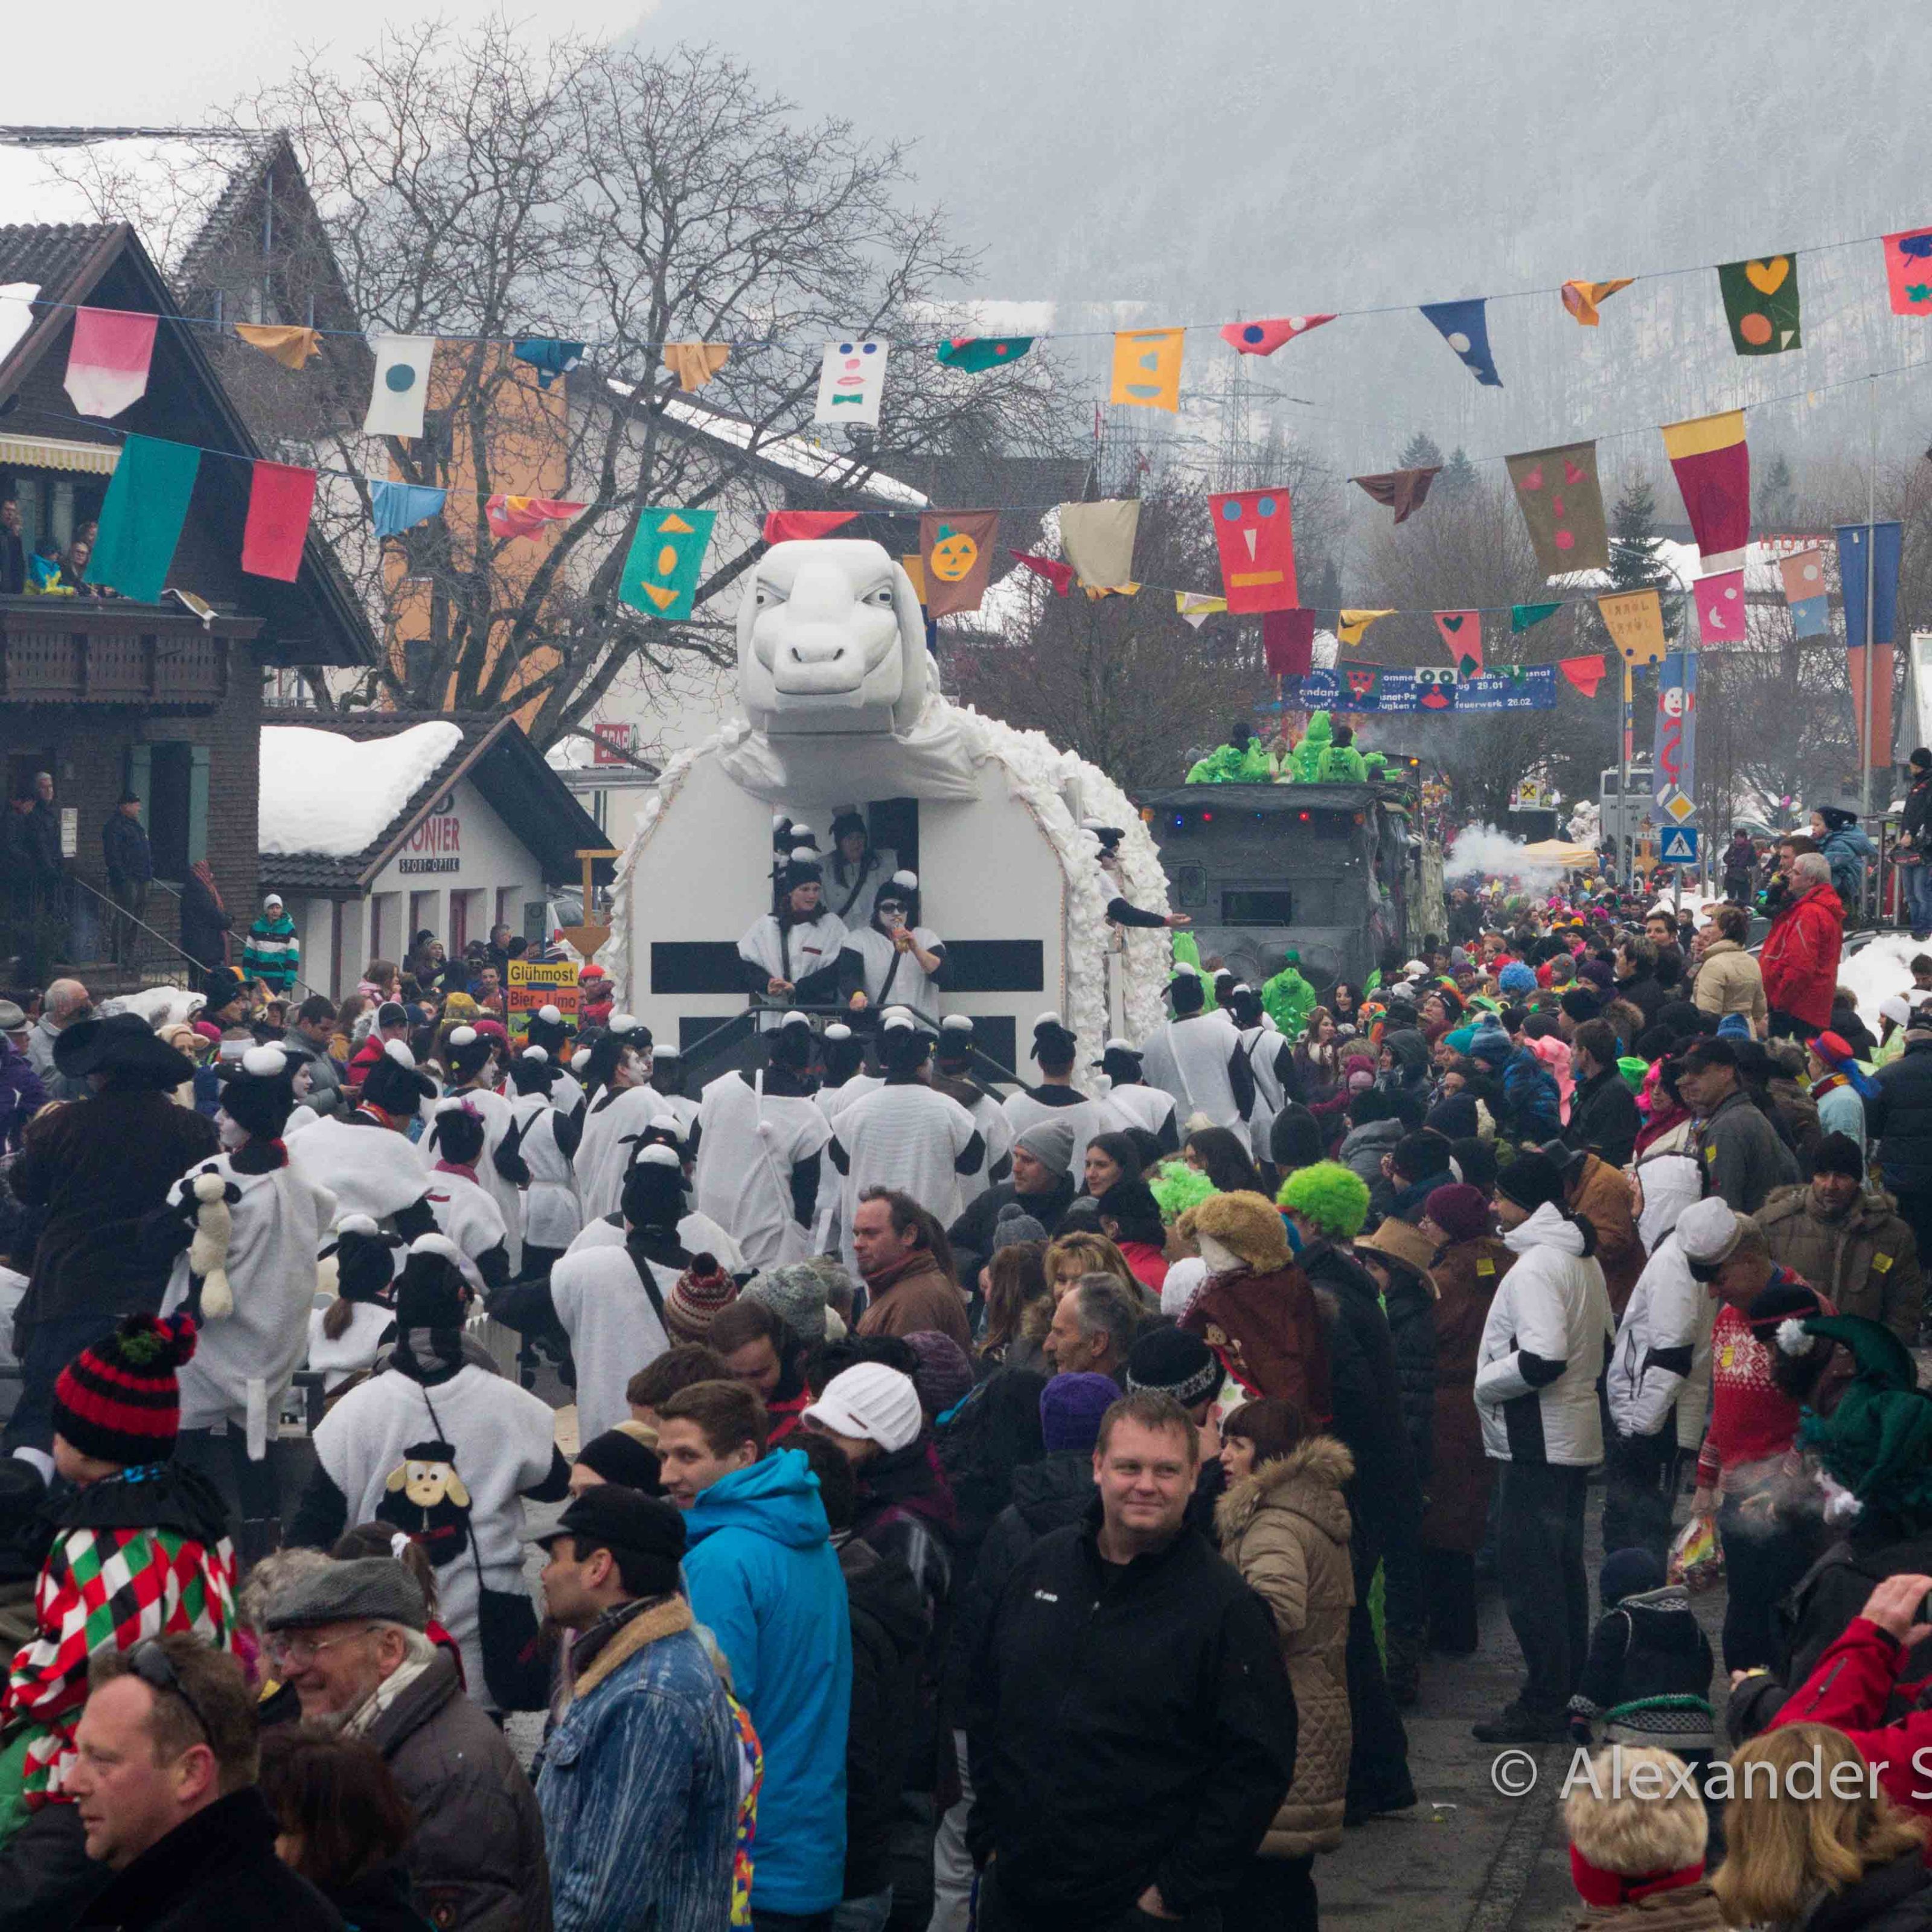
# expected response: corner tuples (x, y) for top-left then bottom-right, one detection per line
(575, 1014), (668, 1221)
(932, 1014), (1016, 1208)
(840, 869), (945, 1014)
(4, 1013), (217, 1456)
(416, 1100), (514, 1293)
(1002, 1012), (1133, 1174)
(691, 1011), (833, 1272)
(498, 1046), (585, 1267)
(1092, 1037), (1180, 1152)
(152, 1044), (337, 1549)
(1085, 819), (1191, 932)
(1135, 963), (1256, 1133)
(738, 842), (849, 1018)
(815, 1019), (882, 1128)
(825, 806), (900, 922)
(647, 1040), (698, 1137)
(424, 1027), (523, 1276)
(290, 1232), (570, 1708)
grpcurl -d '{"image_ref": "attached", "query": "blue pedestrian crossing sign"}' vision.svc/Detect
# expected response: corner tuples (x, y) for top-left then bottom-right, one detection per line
(1659, 826), (1699, 865)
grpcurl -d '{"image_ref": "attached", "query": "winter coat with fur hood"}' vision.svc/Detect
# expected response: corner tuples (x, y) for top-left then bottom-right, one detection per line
(1421, 1233), (1515, 1552)
(1215, 1435), (1357, 1859)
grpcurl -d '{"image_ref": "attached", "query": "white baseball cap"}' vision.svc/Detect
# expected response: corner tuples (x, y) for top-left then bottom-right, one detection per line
(802, 1363), (923, 1455)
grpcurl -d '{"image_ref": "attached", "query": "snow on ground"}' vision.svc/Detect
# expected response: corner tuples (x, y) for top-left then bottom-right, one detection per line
(100, 986), (202, 1028)
(1649, 892), (1729, 924)
(259, 721), (462, 857)
(1838, 932), (1928, 1035)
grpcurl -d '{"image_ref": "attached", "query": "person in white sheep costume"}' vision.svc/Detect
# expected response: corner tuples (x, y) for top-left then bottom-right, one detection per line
(157, 1044), (336, 1548)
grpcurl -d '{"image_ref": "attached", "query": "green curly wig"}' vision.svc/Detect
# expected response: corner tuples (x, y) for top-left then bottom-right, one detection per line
(1148, 1160), (1219, 1223)
(1278, 1160), (1371, 1241)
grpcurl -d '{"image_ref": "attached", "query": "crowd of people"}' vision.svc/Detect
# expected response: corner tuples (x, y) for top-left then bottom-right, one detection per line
(8, 842), (1932, 1928)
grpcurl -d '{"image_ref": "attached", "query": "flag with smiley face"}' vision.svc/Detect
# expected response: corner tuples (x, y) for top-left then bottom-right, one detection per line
(1209, 488), (1298, 613)
(1413, 665), (1459, 711)
(814, 338), (889, 427)
(619, 508), (716, 619)
(919, 510), (998, 618)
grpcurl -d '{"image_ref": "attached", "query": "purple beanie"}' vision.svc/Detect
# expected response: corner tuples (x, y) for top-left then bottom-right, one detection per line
(1039, 1372), (1120, 1454)
(1422, 1183), (1492, 1246)
(903, 1329), (976, 1421)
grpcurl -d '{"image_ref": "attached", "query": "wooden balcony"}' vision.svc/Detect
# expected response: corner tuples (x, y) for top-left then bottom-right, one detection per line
(0, 600), (261, 708)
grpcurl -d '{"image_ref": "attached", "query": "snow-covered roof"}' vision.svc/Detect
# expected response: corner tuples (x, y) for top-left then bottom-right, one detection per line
(259, 721), (463, 858)
(1552, 537), (1800, 598)
(607, 381), (929, 508)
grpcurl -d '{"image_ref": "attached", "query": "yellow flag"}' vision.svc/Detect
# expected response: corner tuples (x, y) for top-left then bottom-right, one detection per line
(234, 323), (322, 369)
(901, 554), (927, 604)
(1597, 589), (1668, 665)
(662, 342), (731, 392)
(1175, 591), (1226, 628)
(1109, 327), (1184, 412)
(1560, 279), (1634, 327)
(1337, 609), (1393, 646)
(1083, 582), (1140, 600)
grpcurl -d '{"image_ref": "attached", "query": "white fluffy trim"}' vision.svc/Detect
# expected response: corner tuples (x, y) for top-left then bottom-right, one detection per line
(187, 1168), (234, 1320)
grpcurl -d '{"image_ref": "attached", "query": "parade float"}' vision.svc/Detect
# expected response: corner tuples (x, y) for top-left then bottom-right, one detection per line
(603, 539), (1176, 1075)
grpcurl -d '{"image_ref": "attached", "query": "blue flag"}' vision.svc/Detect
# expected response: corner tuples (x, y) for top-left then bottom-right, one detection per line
(1419, 299), (1502, 387)
(1835, 520), (1903, 648)
(369, 481), (447, 539)
(514, 338), (586, 388)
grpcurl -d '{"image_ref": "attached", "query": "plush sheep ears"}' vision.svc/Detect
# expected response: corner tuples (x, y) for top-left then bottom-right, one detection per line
(892, 869), (918, 891)
(536, 1004), (561, 1024)
(521, 1046), (549, 1064)
(448, 1026), (478, 1048)
(635, 1144), (682, 1169)
(240, 1045), (288, 1077)
(383, 1040), (417, 1068)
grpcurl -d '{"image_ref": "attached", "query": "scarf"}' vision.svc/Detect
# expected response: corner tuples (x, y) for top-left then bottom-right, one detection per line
(389, 1326), (465, 1386)
(344, 1632), (437, 1739)
(433, 1159), (479, 1184)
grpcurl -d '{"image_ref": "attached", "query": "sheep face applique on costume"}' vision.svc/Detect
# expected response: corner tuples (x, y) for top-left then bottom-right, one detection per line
(738, 539), (928, 735)
(376, 1438), (474, 1568)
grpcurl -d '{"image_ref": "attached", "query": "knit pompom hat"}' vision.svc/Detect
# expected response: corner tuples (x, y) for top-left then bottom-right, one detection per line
(665, 1253), (737, 1343)
(53, 1313), (198, 1467)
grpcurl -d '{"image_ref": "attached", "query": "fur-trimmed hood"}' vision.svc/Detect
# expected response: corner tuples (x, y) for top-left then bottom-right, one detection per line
(1189, 1188), (1291, 1271)
(1214, 1432), (1355, 1547)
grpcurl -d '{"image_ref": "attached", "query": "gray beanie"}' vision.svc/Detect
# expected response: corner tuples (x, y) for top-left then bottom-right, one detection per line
(992, 1204), (1049, 1252)
(1014, 1116), (1077, 1175)
(744, 1261), (831, 1346)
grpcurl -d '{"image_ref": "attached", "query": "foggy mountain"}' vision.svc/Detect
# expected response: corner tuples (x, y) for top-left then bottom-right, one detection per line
(630, 0), (1932, 490)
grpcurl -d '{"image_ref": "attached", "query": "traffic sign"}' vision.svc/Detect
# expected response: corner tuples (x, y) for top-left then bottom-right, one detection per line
(1659, 826), (1700, 865)
(1660, 790), (1697, 824)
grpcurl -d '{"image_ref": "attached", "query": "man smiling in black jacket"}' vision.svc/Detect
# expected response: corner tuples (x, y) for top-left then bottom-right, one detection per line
(966, 1390), (1296, 1931)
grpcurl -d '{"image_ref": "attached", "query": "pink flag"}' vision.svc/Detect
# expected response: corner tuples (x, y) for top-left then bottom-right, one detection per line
(1694, 568), (1747, 645)
(1558, 654), (1607, 697)
(485, 495), (585, 540)
(65, 307), (158, 418)
(1261, 609), (1316, 677)
(1433, 609), (1482, 677)
(242, 461), (316, 581)
(1220, 316), (1335, 356)
(762, 510), (858, 543)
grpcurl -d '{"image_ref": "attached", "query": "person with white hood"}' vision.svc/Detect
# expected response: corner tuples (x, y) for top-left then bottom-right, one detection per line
(418, 1101), (513, 1290)
(1471, 1147), (1614, 1746)
(1136, 964), (1255, 1132)
(692, 1012), (831, 1271)
(155, 1043), (336, 1555)
(839, 869), (945, 1014)
(1092, 1038), (1180, 1153)
(1603, 1151), (1714, 1567)
(572, 1016), (660, 1220)
(496, 1045), (583, 1268)
(423, 1027), (523, 1274)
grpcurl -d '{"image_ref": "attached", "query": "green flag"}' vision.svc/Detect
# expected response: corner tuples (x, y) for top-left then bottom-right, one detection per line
(1511, 601), (1561, 634)
(88, 434), (200, 603)
(619, 507), (716, 621)
(1717, 253), (1800, 356)
(935, 335), (1034, 373)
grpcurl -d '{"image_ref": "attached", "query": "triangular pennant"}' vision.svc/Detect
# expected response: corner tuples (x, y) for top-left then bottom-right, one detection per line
(1419, 298), (1502, 386)
(1176, 590), (1226, 629)
(1433, 610), (1482, 677)
(233, 322), (322, 369)
(1558, 653), (1608, 697)
(1352, 467), (1439, 524)
(1337, 609), (1393, 647)
(484, 496), (585, 541)
(935, 335), (1034, 371)
(368, 481), (447, 539)
(1220, 315), (1334, 356)
(1510, 602), (1562, 634)
(512, 337), (585, 388)
(662, 342), (730, 392)
(763, 510), (858, 543)
(1010, 551), (1072, 596)
(1559, 279), (1633, 327)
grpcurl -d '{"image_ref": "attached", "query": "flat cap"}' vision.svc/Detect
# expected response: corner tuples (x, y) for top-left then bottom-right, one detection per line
(263, 1556), (429, 1633)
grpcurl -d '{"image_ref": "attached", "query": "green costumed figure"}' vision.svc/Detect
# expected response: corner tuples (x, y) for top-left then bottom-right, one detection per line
(1289, 711), (1332, 782)
(1261, 948), (1316, 1036)
(1316, 719), (1369, 783)
(1185, 720), (1275, 784)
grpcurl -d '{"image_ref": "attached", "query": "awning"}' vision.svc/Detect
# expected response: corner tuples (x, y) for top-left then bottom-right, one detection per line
(0, 433), (120, 476)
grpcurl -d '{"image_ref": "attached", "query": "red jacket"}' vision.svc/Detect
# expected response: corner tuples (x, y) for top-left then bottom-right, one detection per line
(1768, 1616), (1932, 1817)
(1759, 882), (1843, 1029)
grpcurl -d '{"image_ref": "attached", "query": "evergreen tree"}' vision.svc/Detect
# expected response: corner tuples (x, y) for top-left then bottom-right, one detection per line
(1758, 453), (1797, 528)
(1438, 445), (1478, 499)
(1608, 474), (1665, 590)
(1399, 430), (1444, 470)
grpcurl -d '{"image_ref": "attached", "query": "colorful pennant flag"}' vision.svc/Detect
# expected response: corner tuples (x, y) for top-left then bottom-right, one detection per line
(1779, 547), (1830, 637)
(1176, 590), (1226, 629)
(1057, 501), (1140, 591)
(1882, 226), (1932, 317)
(763, 510), (858, 544)
(619, 507), (715, 619)
(1262, 609), (1317, 677)
(1433, 609), (1483, 677)
(1561, 279), (1633, 327)
(86, 433), (199, 603)
(241, 461), (316, 582)
(513, 338), (585, 389)
(365, 333), (437, 438)
(1840, 523), (1902, 770)
(935, 336), (1034, 371)
(1506, 441), (1608, 576)
(1342, 666), (1383, 705)
(1660, 409), (1750, 572)
(1108, 327), (1184, 412)
(1559, 653), (1608, 697)
(65, 307), (158, 418)
(1419, 298), (1502, 386)
(1511, 601), (1563, 634)
(1083, 583), (1140, 601)
(1718, 255), (1800, 355)
(1351, 467), (1439, 525)
(1694, 567), (1747, 645)
(1010, 551), (1073, 596)
(1220, 316), (1334, 356)
(662, 343), (731, 392)
(1209, 488), (1297, 612)
(485, 496), (586, 541)
(1337, 609), (1393, 647)
(900, 554), (927, 605)
(233, 322), (322, 369)
(369, 481), (447, 539)
(1653, 651), (1700, 811)
(919, 510), (998, 618)
(1597, 588), (1668, 665)
(814, 338), (889, 426)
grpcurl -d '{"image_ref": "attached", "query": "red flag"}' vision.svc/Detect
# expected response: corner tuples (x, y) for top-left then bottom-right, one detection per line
(763, 510), (859, 544)
(485, 495), (584, 540)
(1209, 488), (1298, 612)
(1433, 610), (1482, 677)
(1220, 316), (1334, 356)
(65, 306), (158, 418)
(241, 461), (316, 581)
(1009, 551), (1073, 595)
(1558, 654), (1607, 698)
(1262, 609), (1316, 677)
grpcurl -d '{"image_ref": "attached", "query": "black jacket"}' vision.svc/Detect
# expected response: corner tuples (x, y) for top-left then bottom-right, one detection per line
(1381, 1268), (1437, 1489)
(1905, 776), (1932, 852)
(101, 810), (153, 885)
(77, 1789), (344, 1931)
(966, 1505), (1296, 1925)
(178, 871), (231, 973)
(948, 1172), (1078, 1289)
(839, 1531), (927, 1900)
(1869, 1038), (1932, 1195)
(0, 528), (21, 597)
(1806, 1855), (1932, 1932)
(1615, 971), (1667, 1031)
(1568, 1584), (1715, 1739)
(1567, 1065), (1640, 1170)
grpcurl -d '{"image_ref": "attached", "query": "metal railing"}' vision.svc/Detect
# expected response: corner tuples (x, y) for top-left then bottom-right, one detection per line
(66, 873), (320, 1000)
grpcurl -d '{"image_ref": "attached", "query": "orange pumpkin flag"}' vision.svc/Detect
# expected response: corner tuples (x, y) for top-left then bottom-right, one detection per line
(918, 510), (998, 618)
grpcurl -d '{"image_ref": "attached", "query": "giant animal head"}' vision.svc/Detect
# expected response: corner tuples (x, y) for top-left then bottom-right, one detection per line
(738, 539), (930, 735)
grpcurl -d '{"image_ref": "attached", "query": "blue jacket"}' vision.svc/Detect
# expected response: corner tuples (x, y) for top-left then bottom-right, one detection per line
(539, 1599), (739, 1932)
(1820, 824), (1877, 912)
(1497, 1046), (1563, 1144)
(684, 1449), (852, 1916)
